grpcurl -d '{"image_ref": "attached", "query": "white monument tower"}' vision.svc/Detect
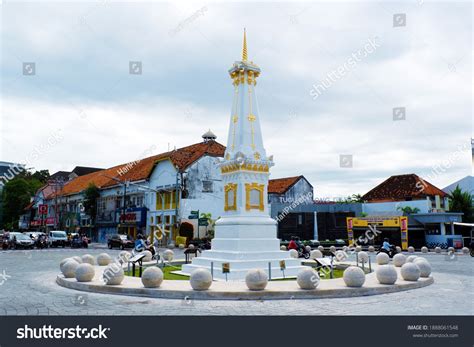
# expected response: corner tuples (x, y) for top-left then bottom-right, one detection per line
(181, 30), (303, 280)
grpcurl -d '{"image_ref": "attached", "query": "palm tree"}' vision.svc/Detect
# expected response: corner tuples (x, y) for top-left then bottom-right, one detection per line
(449, 185), (473, 222)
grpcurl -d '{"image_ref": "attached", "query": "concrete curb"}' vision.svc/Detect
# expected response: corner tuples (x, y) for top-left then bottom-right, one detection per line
(56, 269), (434, 301)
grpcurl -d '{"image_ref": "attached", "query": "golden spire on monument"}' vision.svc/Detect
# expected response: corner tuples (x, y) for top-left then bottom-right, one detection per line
(229, 29), (260, 86)
(242, 28), (248, 61)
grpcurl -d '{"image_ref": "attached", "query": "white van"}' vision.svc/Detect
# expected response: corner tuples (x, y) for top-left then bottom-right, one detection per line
(48, 230), (68, 247)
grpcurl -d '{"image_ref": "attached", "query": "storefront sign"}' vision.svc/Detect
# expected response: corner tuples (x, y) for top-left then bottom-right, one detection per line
(279, 260), (286, 271)
(38, 204), (48, 215)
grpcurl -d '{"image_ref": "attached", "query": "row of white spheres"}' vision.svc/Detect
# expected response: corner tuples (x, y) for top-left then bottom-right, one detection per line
(375, 257), (432, 284)
(188, 267), (322, 292)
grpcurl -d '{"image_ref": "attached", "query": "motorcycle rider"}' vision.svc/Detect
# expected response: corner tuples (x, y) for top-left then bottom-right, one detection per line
(288, 237), (298, 250)
(382, 238), (392, 252)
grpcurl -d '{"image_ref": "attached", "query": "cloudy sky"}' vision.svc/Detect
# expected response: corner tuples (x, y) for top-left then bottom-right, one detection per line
(1, 1), (472, 198)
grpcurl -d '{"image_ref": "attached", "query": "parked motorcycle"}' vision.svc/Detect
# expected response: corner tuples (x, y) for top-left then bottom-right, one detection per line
(297, 245), (311, 259)
(36, 238), (47, 249)
(377, 245), (398, 258)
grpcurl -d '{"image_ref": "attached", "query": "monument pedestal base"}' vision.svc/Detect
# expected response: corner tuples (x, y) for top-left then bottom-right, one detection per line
(181, 216), (305, 281)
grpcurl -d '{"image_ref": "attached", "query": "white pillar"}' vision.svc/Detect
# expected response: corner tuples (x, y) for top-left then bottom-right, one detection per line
(440, 223), (446, 235)
(435, 195), (441, 209)
(313, 211), (318, 240)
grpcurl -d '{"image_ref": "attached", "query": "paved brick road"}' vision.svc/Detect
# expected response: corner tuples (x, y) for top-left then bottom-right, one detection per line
(0, 247), (472, 315)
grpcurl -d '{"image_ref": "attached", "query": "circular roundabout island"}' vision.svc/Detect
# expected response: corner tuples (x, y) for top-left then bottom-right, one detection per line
(56, 251), (434, 301)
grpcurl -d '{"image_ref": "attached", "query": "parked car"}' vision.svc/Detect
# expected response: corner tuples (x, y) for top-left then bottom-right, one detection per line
(48, 230), (68, 247)
(108, 234), (134, 249)
(9, 232), (35, 249)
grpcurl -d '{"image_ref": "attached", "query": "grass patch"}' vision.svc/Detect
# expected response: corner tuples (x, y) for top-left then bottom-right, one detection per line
(125, 264), (189, 280)
(271, 268), (344, 281)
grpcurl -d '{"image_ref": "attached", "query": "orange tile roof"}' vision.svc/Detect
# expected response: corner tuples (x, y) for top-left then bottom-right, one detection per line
(362, 174), (447, 202)
(52, 141), (225, 197)
(268, 176), (303, 194)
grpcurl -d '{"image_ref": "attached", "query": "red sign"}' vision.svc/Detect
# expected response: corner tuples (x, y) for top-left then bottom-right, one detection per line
(119, 213), (137, 223)
(400, 217), (407, 231)
(30, 217), (56, 227)
(30, 220), (41, 227)
(347, 218), (353, 229)
(38, 204), (48, 215)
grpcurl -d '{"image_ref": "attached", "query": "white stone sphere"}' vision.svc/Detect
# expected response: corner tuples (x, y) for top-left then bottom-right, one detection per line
(375, 265), (397, 285)
(343, 266), (366, 287)
(448, 247), (454, 253)
(72, 256), (82, 264)
(408, 246), (415, 253)
(178, 244), (185, 249)
(60, 257), (77, 273)
(118, 251), (131, 263)
(97, 253), (112, 266)
(462, 247), (469, 254)
(395, 246), (402, 253)
(280, 245), (287, 251)
(190, 268), (212, 291)
(245, 269), (268, 291)
(335, 250), (348, 261)
(81, 254), (95, 265)
(393, 253), (406, 267)
(317, 245), (324, 252)
(310, 250), (323, 259)
(305, 245), (311, 252)
(142, 250), (153, 262)
(188, 244), (195, 250)
(75, 263), (95, 282)
(141, 267), (164, 288)
(413, 257), (427, 264)
(400, 262), (420, 281)
(376, 252), (389, 265)
(296, 267), (320, 290)
(162, 249), (174, 261)
(368, 246), (375, 253)
(406, 255), (418, 263)
(62, 260), (79, 278)
(329, 245), (336, 253)
(435, 247), (441, 254)
(357, 251), (369, 263)
(355, 245), (362, 252)
(102, 264), (124, 285)
(168, 243), (175, 249)
(415, 260), (431, 277)
(289, 249), (298, 259)
(421, 246), (428, 253)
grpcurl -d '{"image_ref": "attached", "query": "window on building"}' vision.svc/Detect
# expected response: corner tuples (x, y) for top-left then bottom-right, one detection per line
(164, 192), (171, 209)
(202, 180), (213, 193)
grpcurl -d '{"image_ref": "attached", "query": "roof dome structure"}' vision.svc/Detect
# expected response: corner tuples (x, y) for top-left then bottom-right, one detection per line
(202, 129), (217, 142)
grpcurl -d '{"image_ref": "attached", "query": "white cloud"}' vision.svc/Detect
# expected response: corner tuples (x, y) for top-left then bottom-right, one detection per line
(1, 1), (471, 197)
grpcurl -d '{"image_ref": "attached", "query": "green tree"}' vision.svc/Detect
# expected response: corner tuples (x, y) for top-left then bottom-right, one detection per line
(337, 194), (364, 204)
(83, 183), (100, 225)
(1, 177), (43, 229)
(397, 206), (420, 215)
(449, 185), (473, 222)
(16, 169), (50, 183)
(200, 212), (215, 239)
